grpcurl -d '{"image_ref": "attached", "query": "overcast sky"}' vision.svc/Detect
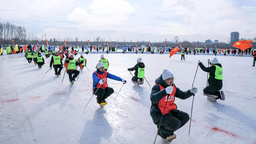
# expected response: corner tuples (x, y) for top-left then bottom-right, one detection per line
(1, 0), (256, 42)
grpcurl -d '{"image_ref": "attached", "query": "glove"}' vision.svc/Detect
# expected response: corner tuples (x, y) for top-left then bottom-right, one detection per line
(208, 59), (211, 63)
(190, 87), (198, 94)
(165, 86), (173, 94)
(198, 60), (201, 64)
(99, 79), (104, 85)
(127, 68), (130, 71)
(122, 79), (127, 84)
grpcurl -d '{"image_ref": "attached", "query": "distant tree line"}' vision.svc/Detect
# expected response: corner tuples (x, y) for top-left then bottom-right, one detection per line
(0, 22), (26, 43)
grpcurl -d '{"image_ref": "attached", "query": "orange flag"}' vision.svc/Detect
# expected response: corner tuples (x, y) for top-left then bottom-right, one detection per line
(59, 45), (63, 51)
(24, 45), (27, 51)
(169, 47), (179, 58)
(232, 40), (252, 51)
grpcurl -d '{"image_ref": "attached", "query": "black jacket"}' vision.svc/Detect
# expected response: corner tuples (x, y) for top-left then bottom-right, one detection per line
(65, 58), (83, 68)
(50, 55), (63, 67)
(199, 62), (223, 89)
(128, 62), (145, 77)
(150, 75), (193, 124)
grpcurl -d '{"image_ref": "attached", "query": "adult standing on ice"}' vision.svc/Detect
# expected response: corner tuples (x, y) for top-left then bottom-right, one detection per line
(150, 69), (197, 142)
(252, 49), (256, 66)
(50, 52), (63, 76)
(127, 57), (145, 83)
(93, 62), (126, 106)
(198, 57), (224, 100)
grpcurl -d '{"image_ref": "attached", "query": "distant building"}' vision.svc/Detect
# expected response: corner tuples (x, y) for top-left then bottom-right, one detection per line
(214, 40), (219, 43)
(205, 39), (212, 43)
(230, 32), (239, 44)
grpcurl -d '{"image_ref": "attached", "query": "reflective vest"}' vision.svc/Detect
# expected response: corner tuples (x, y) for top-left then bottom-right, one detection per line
(137, 67), (145, 78)
(37, 56), (43, 62)
(214, 65), (223, 80)
(100, 59), (109, 69)
(94, 71), (108, 89)
(27, 52), (32, 58)
(53, 55), (61, 65)
(157, 84), (177, 115)
(79, 57), (86, 66)
(45, 50), (49, 54)
(6, 47), (11, 54)
(33, 52), (38, 58)
(209, 65), (223, 80)
(181, 50), (184, 55)
(67, 59), (77, 70)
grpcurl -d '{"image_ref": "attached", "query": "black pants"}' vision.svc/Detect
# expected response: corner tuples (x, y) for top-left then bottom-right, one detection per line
(67, 70), (79, 81)
(203, 85), (221, 95)
(33, 58), (37, 64)
(94, 87), (114, 102)
(132, 76), (143, 82)
(181, 55), (185, 60)
(37, 62), (44, 68)
(157, 110), (189, 139)
(253, 57), (256, 66)
(53, 65), (63, 75)
(27, 58), (32, 63)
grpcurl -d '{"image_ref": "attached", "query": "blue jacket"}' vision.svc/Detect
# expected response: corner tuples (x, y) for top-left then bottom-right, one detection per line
(93, 70), (123, 89)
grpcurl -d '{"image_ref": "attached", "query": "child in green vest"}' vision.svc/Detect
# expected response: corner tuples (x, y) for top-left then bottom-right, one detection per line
(65, 54), (83, 84)
(78, 54), (87, 70)
(37, 53), (45, 69)
(127, 57), (145, 84)
(98, 54), (109, 71)
(198, 57), (225, 101)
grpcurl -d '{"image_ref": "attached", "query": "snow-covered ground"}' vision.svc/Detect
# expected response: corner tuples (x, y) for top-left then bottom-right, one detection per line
(0, 52), (256, 144)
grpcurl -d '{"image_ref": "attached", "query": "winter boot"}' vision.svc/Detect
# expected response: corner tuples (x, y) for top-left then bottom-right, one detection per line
(166, 134), (176, 142)
(97, 100), (106, 106)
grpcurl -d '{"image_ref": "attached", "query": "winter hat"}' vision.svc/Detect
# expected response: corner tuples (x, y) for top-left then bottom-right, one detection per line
(210, 57), (218, 64)
(162, 69), (174, 80)
(97, 62), (104, 69)
(137, 57), (142, 63)
(101, 54), (104, 58)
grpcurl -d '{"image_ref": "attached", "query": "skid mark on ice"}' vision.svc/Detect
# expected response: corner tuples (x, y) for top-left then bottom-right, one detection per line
(131, 97), (139, 101)
(2, 99), (19, 103)
(190, 119), (197, 123)
(213, 103), (256, 132)
(211, 127), (238, 138)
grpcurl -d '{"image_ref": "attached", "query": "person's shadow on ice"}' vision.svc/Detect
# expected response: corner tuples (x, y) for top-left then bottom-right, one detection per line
(79, 108), (113, 144)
